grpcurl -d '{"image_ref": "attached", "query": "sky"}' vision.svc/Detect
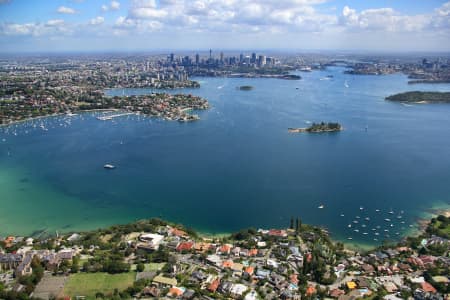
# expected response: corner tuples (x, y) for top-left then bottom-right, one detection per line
(0, 0), (449, 53)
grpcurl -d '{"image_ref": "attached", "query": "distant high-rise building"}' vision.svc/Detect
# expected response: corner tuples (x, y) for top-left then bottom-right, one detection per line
(251, 53), (257, 64)
(170, 53), (174, 62)
(258, 55), (266, 67)
(239, 53), (244, 63)
(220, 52), (224, 63)
(195, 53), (200, 65)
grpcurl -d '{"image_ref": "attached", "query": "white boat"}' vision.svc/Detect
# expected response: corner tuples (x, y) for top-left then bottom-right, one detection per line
(344, 80), (349, 88)
(104, 164), (116, 169)
(318, 204), (324, 209)
(384, 218), (391, 222)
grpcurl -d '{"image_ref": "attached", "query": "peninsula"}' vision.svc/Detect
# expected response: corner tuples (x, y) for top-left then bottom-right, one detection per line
(289, 122), (342, 133)
(0, 215), (448, 300)
(385, 91), (450, 103)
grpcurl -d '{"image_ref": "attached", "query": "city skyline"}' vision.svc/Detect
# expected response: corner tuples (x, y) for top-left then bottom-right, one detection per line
(0, 0), (449, 53)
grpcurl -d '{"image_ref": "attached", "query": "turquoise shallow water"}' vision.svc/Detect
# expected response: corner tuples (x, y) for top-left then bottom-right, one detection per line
(1, 66), (450, 246)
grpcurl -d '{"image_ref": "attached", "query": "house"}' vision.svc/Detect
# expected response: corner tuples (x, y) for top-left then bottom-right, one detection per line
(0, 253), (22, 271)
(222, 260), (234, 269)
(383, 282), (397, 293)
(217, 244), (232, 255)
(142, 286), (160, 297)
(361, 264), (375, 274)
(329, 288), (345, 298)
(167, 286), (185, 298)
(268, 229), (288, 238)
(207, 277), (220, 293)
(420, 282), (437, 293)
(153, 274), (178, 287)
(306, 285), (316, 296)
(15, 254), (33, 277)
(138, 233), (164, 251)
(244, 266), (254, 276)
(255, 268), (270, 279)
(244, 290), (259, 300)
(230, 283), (247, 298)
(176, 241), (194, 252)
(231, 262), (244, 274)
(346, 281), (357, 289)
(206, 254), (222, 267)
(169, 227), (189, 239)
(193, 242), (211, 252)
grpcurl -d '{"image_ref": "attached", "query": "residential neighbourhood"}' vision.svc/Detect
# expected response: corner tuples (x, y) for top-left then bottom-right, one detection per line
(0, 216), (448, 299)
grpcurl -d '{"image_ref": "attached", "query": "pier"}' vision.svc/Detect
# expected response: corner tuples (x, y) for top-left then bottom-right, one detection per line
(97, 112), (136, 121)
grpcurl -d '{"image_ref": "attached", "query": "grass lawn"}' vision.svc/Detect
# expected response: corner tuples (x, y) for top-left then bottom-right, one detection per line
(145, 262), (166, 271)
(63, 272), (135, 299)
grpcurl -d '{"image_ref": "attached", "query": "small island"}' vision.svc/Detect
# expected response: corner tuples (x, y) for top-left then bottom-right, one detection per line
(289, 122), (342, 133)
(385, 91), (450, 103)
(237, 85), (254, 91)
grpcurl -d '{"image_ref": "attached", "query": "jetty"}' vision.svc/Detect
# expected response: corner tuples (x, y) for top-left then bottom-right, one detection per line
(97, 112), (135, 121)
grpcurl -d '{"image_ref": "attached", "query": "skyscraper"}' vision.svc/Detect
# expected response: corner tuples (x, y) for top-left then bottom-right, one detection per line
(195, 53), (200, 65)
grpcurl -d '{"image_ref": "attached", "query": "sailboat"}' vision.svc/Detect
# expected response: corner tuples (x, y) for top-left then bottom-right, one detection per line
(344, 80), (349, 88)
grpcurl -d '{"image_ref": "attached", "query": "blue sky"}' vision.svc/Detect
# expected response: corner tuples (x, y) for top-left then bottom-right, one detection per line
(0, 0), (449, 52)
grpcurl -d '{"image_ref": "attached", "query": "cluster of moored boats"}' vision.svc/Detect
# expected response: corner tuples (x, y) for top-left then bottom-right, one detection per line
(342, 206), (413, 241)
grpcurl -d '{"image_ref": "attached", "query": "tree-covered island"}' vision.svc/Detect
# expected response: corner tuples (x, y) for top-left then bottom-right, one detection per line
(289, 122), (342, 133)
(385, 91), (450, 103)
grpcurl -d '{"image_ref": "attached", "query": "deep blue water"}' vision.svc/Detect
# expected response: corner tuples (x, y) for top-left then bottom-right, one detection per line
(1, 66), (450, 246)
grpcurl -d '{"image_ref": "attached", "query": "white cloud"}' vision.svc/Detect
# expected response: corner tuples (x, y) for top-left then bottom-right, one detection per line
(340, 5), (433, 32)
(57, 6), (77, 14)
(46, 19), (65, 27)
(129, 7), (168, 19)
(110, 1), (120, 10)
(102, 1), (121, 12)
(90, 16), (105, 25)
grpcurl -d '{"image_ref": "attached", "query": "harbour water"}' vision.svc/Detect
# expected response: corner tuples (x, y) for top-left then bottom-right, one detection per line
(1, 66), (450, 246)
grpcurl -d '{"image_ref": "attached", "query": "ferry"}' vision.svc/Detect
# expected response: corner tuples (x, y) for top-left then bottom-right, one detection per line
(104, 164), (116, 169)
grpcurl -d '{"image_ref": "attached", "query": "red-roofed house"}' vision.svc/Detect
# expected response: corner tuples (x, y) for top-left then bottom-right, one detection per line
(222, 260), (234, 269)
(290, 274), (299, 285)
(306, 285), (316, 296)
(176, 241), (194, 252)
(421, 282), (437, 293)
(268, 229), (287, 237)
(208, 277), (220, 293)
(329, 288), (345, 298)
(244, 266), (254, 275)
(170, 227), (189, 238)
(217, 244), (232, 255)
